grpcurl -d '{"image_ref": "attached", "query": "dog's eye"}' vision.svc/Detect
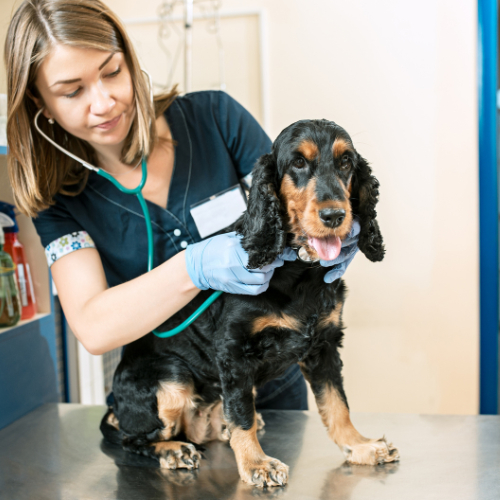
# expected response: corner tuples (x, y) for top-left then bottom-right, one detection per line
(340, 155), (351, 170)
(293, 157), (306, 168)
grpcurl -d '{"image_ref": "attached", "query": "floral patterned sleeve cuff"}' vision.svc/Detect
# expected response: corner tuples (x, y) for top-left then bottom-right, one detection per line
(45, 231), (96, 267)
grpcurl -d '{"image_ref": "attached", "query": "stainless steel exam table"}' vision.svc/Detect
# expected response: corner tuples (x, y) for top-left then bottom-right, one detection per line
(0, 404), (499, 500)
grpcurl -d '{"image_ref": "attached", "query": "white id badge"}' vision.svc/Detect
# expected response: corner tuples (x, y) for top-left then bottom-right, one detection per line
(190, 185), (247, 238)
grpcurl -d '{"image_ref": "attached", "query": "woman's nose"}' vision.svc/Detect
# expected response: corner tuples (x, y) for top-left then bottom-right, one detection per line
(89, 81), (115, 115)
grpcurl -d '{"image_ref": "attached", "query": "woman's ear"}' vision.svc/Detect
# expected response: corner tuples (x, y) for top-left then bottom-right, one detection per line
(26, 89), (52, 120)
(351, 154), (385, 262)
(237, 153), (287, 269)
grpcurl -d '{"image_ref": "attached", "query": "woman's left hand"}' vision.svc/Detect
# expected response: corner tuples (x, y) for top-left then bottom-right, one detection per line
(321, 217), (360, 283)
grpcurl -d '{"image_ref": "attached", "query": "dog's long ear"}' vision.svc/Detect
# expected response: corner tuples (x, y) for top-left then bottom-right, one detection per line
(351, 155), (385, 262)
(236, 153), (286, 269)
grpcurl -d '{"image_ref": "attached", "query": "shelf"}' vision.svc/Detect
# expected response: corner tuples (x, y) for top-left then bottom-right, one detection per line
(0, 312), (51, 335)
(0, 146), (7, 155)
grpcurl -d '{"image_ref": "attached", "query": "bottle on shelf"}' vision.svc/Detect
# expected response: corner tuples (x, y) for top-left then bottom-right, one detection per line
(0, 213), (21, 327)
(0, 202), (36, 320)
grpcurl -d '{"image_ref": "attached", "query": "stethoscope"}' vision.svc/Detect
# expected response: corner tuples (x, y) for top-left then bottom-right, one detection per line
(33, 70), (222, 338)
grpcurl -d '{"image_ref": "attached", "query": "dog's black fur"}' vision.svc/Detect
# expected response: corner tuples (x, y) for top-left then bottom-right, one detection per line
(100, 119), (395, 487)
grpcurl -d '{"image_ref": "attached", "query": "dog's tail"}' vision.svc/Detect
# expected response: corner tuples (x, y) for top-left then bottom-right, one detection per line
(100, 407), (123, 446)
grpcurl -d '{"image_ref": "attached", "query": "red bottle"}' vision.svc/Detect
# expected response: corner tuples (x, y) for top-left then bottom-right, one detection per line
(3, 232), (36, 320)
(0, 199), (37, 321)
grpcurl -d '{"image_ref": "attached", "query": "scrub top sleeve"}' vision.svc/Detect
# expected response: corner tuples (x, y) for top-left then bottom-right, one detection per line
(33, 200), (85, 248)
(32, 200), (96, 267)
(213, 91), (272, 178)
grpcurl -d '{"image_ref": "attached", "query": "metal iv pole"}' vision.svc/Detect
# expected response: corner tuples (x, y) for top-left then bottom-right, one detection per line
(184, 0), (193, 93)
(156, 0), (225, 94)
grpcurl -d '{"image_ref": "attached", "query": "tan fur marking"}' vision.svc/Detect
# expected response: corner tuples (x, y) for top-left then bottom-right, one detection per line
(206, 401), (229, 441)
(182, 400), (228, 444)
(252, 313), (301, 334)
(332, 137), (353, 158)
(156, 381), (195, 440)
(153, 440), (191, 454)
(317, 386), (367, 447)
(297, 140), (319, 161)
(230, 417), (289, 486)
(182, 403), (211, 444)
(157, 384), (227, 445)
(280, 174), (353, 260)
(314, 385), (400, 465)
(106, 412), (119, 430)
(318, 301), (344, 329)
(230, 418), (264, 469)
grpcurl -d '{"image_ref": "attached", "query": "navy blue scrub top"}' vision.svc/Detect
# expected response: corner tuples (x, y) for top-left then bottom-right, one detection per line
(33, 91), (272, 288)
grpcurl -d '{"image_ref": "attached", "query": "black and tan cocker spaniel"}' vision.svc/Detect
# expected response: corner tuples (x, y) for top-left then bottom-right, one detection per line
(100, 119), (399, 488)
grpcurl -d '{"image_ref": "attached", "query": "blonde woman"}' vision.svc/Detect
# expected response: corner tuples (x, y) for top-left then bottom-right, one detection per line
(5, 0), (357, 410)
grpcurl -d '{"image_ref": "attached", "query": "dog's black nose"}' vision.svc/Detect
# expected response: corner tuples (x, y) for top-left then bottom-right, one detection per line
(319, 208), (345, 228)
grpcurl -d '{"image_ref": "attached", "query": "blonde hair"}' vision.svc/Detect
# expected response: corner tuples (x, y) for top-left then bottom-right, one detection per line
(4, 0), (177, 217)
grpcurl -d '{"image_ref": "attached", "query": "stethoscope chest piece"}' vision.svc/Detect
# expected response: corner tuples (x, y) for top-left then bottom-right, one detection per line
(297, 246), (319, 263)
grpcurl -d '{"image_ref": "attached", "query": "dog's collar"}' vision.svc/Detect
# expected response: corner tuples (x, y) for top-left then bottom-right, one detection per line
(293, 246), (320, 264)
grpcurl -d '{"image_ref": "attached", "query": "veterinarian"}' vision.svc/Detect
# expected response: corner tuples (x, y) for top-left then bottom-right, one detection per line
(5, 0), (359, 411)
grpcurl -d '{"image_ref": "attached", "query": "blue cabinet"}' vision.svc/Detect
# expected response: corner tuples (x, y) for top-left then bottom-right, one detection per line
(0, 312), (59, 430)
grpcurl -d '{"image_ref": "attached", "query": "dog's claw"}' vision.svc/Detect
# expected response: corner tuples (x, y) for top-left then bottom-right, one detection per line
(343, 438), (400, 465)
(157, 442), (202, 470)
(243, 458), (289, 487)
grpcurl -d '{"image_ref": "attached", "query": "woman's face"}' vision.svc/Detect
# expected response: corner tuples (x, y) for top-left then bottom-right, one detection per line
(34, 44), (135, 152)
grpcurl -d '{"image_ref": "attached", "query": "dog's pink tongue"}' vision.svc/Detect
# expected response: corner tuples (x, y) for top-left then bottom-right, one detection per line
(308, 235), (342, 261)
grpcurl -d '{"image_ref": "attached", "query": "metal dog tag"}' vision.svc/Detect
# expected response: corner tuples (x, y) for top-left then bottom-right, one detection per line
(190, 184), (247, 238)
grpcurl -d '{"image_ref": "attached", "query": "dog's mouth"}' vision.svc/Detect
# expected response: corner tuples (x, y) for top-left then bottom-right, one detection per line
(306, 235), (342, 261)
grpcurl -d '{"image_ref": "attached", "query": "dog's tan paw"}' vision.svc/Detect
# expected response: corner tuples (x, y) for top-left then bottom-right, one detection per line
(241, 458), (289, 487)
(343, 437), (399, 465)
(155, 442), (201, 470)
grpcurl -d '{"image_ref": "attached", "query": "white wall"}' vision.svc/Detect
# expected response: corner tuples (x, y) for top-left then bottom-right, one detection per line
(1, 0), (479, 414)
(107, 0), (478, 414)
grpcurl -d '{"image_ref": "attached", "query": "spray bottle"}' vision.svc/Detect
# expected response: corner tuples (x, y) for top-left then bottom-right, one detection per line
(0, 213), (21, 327)
(0, 202), (36, 320)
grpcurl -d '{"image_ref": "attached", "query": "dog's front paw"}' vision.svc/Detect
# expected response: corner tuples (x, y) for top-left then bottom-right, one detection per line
(343, 437), (399, 465)
(241, 457), (289, 487)
(155, 441), (202, 470)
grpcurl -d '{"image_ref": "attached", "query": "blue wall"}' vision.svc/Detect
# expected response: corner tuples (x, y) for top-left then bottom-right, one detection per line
(478, 0), (499, 414)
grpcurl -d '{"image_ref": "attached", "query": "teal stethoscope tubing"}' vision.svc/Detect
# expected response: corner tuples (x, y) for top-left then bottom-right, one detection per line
(33, 107), (222, 339)
(96, 159), (223, 338)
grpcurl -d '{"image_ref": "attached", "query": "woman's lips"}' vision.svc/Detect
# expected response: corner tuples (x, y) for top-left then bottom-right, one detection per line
(94, 113), (122, 130)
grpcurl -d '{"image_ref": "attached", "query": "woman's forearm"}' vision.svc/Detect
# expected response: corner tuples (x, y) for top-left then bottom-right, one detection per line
(74, 251), (200, 354)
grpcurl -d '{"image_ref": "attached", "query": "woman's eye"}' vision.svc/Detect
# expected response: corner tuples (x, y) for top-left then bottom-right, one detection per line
(65, 88), (81, 99)
(340, 155), (351, 170)
(107, 67), (121, 78)
(294, 157), (305, 168)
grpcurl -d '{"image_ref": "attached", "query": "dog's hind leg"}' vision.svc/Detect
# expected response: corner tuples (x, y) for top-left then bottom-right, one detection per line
(121, 380), (202, 469)
(300, 339), (399, 466)
(107, 357), (204, 469)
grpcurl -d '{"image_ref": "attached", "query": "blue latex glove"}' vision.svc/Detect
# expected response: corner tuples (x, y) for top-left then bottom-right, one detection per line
(185, 232), (297, 295)
(321, 218), (361, 283)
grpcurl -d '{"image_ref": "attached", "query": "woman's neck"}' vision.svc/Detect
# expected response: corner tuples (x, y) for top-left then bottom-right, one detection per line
(91, 115), (172, 176)
(93, 142), (132, 176)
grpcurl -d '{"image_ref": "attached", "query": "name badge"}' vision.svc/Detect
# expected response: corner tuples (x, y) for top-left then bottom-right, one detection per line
(190, 185), (247, 238)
